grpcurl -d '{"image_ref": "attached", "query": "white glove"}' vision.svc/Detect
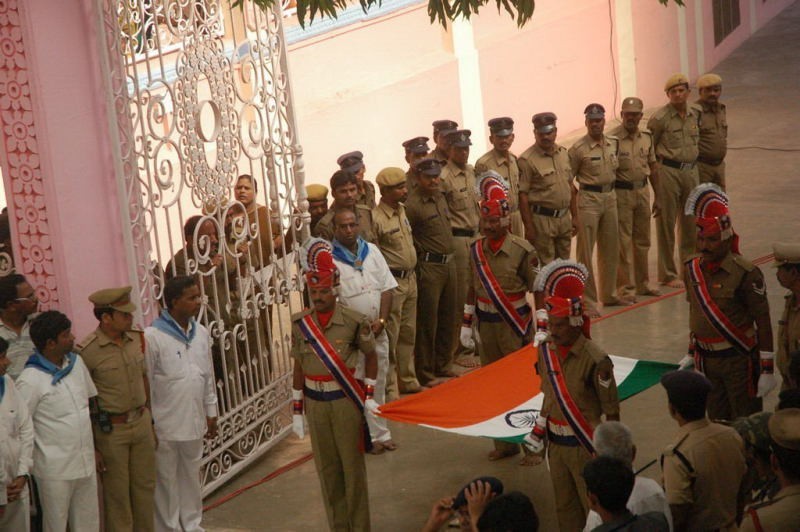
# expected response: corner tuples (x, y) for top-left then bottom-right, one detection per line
(523, 432), (544, 453)
(533, 330), (549, 348)
(364, 398), (380, 415)
(678, 355), (695, 370)
(292, 414), (305, 439)
(460, 326), (475, 349)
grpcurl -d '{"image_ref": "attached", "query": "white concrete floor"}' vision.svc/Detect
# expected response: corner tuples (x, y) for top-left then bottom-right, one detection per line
(203, 4), (800, 530)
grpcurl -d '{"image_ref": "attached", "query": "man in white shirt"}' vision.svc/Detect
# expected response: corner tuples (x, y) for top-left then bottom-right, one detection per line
(0, 274), (38, 380)
(331, 207), (398, 452)
(583, 421), (672, 531)
(146, 276), (218, 532)
(0, 336), (34, 531)
(15, 310), (100, 532)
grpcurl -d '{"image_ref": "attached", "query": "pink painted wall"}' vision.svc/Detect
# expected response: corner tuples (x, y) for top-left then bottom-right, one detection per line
(14, 0), (130, 335)
(630, 0), (682, 109)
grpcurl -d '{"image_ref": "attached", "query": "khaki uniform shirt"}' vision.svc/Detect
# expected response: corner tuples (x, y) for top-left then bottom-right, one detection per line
(475, 150), (520, 212)
(356, 180), (376, 209)
(77, 329), (147, 414)
(372, 201), (417, 271)
(538, 334), (620, 424)
(469, 234), (537, 298)
(518, 144), (573, 210)
(314, 203), (376, 243)
(609, 125), (656, 183)
(647, 104), (701, 163)
(684, 253), (770, 342)
(290, 306), (375, 376)
(440, 161), (480, 231)
(568, 135), (619, 186)
(777, 292), (800, 381)
(404, 189), (454, 256)
(661, 418), (746, 531)
(695, 100), (728, 162)
(740, 484), (800, 532)
(430, 147), (449, 163)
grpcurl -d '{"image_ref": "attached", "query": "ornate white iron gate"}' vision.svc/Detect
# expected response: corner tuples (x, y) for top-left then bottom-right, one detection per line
(96, 0), (309, 494)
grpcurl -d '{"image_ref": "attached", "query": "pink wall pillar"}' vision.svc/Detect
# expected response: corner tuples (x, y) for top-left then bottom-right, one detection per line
(0, 0), (132, 336)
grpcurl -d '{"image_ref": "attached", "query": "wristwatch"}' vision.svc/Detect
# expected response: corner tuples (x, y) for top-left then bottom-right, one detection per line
(378, 318), (386, 325)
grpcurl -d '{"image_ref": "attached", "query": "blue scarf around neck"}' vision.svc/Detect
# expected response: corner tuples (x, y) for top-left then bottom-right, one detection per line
(332, 237), (369, 271)
(25, 351), (77, 385)
(152, 310), (196, 346)
(0, 375), (5, 401)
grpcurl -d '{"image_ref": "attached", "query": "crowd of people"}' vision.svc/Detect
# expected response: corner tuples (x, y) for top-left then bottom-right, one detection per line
(0, 69), (799, 532)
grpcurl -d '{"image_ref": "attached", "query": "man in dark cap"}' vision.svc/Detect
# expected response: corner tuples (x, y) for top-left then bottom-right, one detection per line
(402, 136), (430, 191)
(475, 117), (523, 236)
(647, 73), (701, 289)
(430, 119), (458, 162)
(659, 370), (746, 531)
(569, 103), (628, 315)
(739, 408), (800, 531)
(404, 158), (457, 387)
(610, 97), (662, 301)
(441, 129), (481, 366)
(518, 112), (576, 265)
(337, 150), (376, 209)
(77, 286), (155, 532)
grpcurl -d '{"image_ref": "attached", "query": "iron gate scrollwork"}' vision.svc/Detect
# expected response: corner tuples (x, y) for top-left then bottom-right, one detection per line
(97, 0), (310, 495)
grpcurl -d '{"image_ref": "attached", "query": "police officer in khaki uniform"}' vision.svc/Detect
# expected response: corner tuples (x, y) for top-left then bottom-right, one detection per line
(569, 103), (627, 313)
(523, 260), (620, 531)
(659, 370), (746, 532)
(402, 136), (430, 191)
(462, 172), (538, 462)
(372, 167), (424, 396)
(647, 73), (701, 288)
(475, 117), (523, 236)
(740, 408), (800, 532)
(430, 119), (458, 162)
(518, 112), (577, 265)
(405, 158), (457, 386)
(78, 286), (155, 532)
(338, 150), (376, 209)
(684, 184), (774, 420)
(315, 170), (376, 243)
(291, 240), (377, 531)
(774, 242), (800, 391)
(695, 73), (728, 189)
(610, 97), (662, 300)
(306, 184), (329, 237)
(441, 129), (481, 362)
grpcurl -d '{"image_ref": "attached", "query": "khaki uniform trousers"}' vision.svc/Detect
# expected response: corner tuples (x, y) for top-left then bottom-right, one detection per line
(698, 160), (726, 189)
(656, 165), (698, 283)
(478, 318), (527, 455)
(615, 187), (653, 297)
(306, 396), (370, 532)
(94, 410), (156, 532)
(451, 235), (475, 357)
(415, 261), (457, 385)
(509, 211), (524, 238)
(548, 442), (591, 532)
(385, 273), (420, 396)
(530, 212), (572, 265)
(576, 190), (619, 305)
(702, 353), (761, 421)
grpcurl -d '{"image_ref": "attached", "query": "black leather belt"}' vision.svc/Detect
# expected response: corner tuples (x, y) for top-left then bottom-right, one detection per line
(532, 205), (569, 218)
(304, 387), (346, 402)
(420, 251), (452, 264)
(660, 158), (696, 171)
(697, 156), (724, 166)
(389, 268), (413, 279)
(579, 183), (614, 193)
(452, 228), (475, 237)
(614, 179), (648, 190)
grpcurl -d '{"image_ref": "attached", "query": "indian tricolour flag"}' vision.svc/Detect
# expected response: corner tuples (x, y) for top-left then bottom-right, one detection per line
(379, 345), (676, 443)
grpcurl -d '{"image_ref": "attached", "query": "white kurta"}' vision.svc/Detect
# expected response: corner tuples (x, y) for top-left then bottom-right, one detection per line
(334, 242), (397, 443)
(0, 319), (35, 381)
(0, 374), (34, 530)
(145, 322), (218, 442)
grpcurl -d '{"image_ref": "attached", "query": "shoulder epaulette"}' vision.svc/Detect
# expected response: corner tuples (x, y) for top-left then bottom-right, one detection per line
(732, 254), (755, 272)
(75, 332), (98, 352)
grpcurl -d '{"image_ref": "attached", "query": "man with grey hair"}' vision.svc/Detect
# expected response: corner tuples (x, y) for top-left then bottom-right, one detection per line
(584, 421), (673, 531)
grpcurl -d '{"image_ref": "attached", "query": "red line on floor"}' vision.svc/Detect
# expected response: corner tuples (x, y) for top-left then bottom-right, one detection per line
(595, 253), (774, 323)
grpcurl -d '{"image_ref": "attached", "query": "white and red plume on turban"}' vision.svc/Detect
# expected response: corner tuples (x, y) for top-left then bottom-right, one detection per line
(476, 171), (510, 219)
(301, 238), (339, 288)
(685, 183), (739, 253)
(534, 259), (589, 332)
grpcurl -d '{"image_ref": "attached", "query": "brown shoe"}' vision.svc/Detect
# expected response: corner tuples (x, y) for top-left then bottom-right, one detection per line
(487, 448), (520, 461)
